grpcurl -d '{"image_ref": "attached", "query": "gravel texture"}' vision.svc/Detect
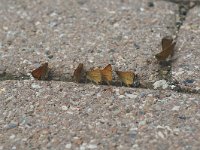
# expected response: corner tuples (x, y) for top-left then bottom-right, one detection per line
(0, 0), (200, 149)
(172, 6), (200, 93)
(0, 0), (178, 83)
(0, 80), (200, 149)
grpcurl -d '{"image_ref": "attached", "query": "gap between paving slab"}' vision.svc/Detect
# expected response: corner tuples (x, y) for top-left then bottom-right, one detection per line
(0, 2), (200, 149)
(0, 2), (197, 93)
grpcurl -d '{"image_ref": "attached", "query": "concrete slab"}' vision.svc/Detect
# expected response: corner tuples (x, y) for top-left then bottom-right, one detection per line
(0, 0), (178, 84)
(0, 80), (200, 149)
(172, 6), (200, 93)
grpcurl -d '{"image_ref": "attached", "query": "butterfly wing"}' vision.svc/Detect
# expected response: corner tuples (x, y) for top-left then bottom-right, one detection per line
(101, 64), (112, 84)
(116, 71), (134, 87)
(73, 63), (84, 82)
(156, 36), (175, 61)
(31, 63), (48, 80)
(86, 68), (102, 84)
(122, 72), (134, 87)
(162, 36), (173, 51)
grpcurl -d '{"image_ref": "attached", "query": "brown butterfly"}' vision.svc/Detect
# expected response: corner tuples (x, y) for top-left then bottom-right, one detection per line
(73, 63), (84, 83)
(116, 71), (135, 87)
(86, 68), (102, 84)
(100, 64), (112, 85)
(155, 36), (176, 61)
(31, 62), (49, 80)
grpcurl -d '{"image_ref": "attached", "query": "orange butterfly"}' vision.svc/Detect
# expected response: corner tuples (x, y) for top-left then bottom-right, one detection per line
(100, 64), (112, 85)
(86, 68), (102, 84)
(73, 63), (84, 83)
(155, 36), (176, 61)
(116, 70), (135, 87)
(31, 62), (49, 80)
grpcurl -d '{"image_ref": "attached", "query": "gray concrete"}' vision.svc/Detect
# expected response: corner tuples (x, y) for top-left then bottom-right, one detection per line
(0, 80), (200, 149)
(172, 6), (200, 93)
(0, 0), (200, 149)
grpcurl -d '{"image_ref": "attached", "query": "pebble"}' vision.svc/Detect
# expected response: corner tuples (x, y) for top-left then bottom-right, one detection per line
(157, 131), (165, 139)
(0, 65), (6, 74)
(153, 80), (168, 89)
(125, 93), (137, 99)
(87, 144), (97, 149)
(65, 143), (72, 149)
(61, 105), (68, 111)
(139, 120), (146, 126)
(119, 95), (125, 99)
(0, 88), (6, 94)
(183, 79), (195, 84)
(7, 123), (18, 129)
(31, 83), (41, 89)
(172, 106), (180, 111)
(9, 134), (16, 139)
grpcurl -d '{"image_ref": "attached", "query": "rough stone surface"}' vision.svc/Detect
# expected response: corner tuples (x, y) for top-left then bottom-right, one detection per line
(0, 0), (177, 83)
(0, 0), (200, 149)
(0, 80), (200, 149)
(172, 6), (200, 93)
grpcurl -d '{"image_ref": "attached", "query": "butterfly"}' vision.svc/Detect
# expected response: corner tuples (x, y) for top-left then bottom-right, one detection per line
(31, 62), (49, 80)
(73, 63), (84, 83)
(155, 36), (176, 61)
(86, 68), (102, 84)
(100, 64), (112, 85)
(116, 71), (135, 87)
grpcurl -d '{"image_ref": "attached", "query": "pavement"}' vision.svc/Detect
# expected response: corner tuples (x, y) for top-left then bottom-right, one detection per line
(0, 0), (200, 149)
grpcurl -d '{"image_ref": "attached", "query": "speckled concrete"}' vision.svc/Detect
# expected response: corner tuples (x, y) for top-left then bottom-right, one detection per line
(0, 0), (177, 83)
(172, 6), (200, 93)
(0, 0), (200, 149)
(0, 80), (200, 149)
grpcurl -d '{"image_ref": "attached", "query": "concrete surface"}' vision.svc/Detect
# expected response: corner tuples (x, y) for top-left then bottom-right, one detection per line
(172, 6), (200, 93)
(0, 0), (200, 149)
(0, 81), (200, 149)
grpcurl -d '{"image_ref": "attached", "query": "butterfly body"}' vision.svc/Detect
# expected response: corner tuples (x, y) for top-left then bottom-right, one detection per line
(31, 63), (49, 80)
(116, 71), (135, 87)
(100, 64), (112, 85)
(73, 63), (84, 83)
(86, 68), (102, 84)
(155, 36), (176, 61)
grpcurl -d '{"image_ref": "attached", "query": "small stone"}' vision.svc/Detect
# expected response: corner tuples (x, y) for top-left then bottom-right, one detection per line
(172, 106), (180, 111)
(157, 131), (165, 139)
(73, 137), (83, 145)
(97, 93), (101, 98)
(183, 79), (195, 84)
(125, 93), (137, 99)
(119, 89), (125, 95)
(119, 95), (125, 99)
(0, 88), (6, 94)
(31, 83), (41, 89)
(87, 108), (93, 113)
(170, 85), (176, 89)
(0, 66), (6, 74)
(9, 134), (15, 139)
(61, 105), (68, 110)
(87, 144), (97, 149)
(153, 80), (168, 89)
(139, 120), (146, 126)
(65, 143), (72, 149)
(7, 123), (18, 129)
(48, 55), (54, 59)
